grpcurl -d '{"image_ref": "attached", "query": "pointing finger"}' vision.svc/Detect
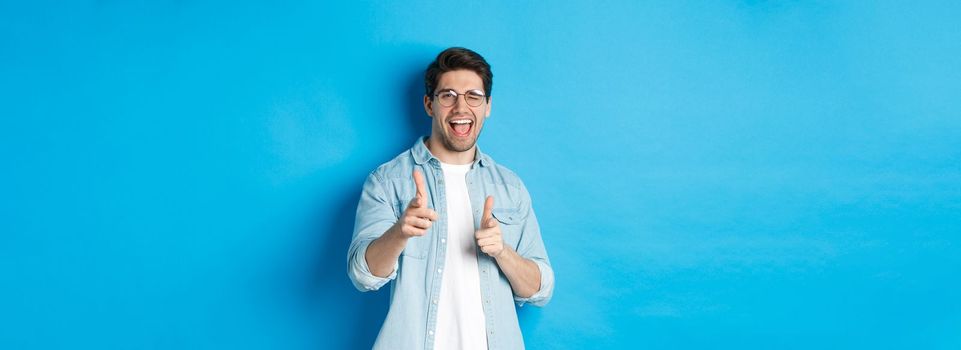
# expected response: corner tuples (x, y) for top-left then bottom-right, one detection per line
(482, 195), (495, 228)
(412, 170), (427, 208)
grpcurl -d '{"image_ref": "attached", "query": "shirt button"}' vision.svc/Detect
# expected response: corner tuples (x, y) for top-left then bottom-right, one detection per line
(429, 330), (434, 336)
(437, 268), (443, 274)
(432, 299), (438, 304)
(441, 238), (446, 243)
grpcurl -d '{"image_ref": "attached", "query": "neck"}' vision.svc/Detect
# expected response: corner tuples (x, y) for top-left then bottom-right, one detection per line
(425, 137), (476, 165)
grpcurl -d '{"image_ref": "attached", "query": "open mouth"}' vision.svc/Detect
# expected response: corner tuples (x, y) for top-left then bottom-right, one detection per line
(449, 118), (473, 137)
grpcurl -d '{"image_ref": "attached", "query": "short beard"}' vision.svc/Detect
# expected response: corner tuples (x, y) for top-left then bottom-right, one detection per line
(440, 132), (477, 153)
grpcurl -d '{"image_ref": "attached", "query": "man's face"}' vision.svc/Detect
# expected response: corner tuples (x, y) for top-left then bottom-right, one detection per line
(423, 69), (492, 153)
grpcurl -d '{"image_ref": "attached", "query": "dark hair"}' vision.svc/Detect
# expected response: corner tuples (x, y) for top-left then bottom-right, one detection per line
(424, 47), (493, 100)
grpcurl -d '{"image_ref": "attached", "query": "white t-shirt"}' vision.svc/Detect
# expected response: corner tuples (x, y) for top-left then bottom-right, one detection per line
(434, 162), (488, 350)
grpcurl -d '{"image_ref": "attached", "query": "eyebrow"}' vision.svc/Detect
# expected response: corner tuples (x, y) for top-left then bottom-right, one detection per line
(436, 88), (485, 94)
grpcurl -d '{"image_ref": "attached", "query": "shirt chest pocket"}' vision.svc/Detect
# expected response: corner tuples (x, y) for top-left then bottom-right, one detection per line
(491, 208), (523, 250)
(402, 236), (430, 259)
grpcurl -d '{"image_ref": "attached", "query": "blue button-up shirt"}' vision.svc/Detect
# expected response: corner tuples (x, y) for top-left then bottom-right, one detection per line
(348, 137), (555, 350)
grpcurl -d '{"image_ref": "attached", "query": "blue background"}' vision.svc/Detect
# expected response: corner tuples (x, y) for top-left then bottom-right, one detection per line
(2, 1), (959, 349)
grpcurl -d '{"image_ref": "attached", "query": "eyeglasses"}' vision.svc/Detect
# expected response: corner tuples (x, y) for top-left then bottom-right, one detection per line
(433, 89), (487, 107)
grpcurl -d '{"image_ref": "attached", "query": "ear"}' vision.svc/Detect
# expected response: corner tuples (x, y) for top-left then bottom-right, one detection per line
(485, 96), (492, 118)
(423, 95), (433, 118)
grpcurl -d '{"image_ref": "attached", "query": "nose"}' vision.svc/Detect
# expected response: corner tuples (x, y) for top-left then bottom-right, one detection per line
(452, 94), (471, 111)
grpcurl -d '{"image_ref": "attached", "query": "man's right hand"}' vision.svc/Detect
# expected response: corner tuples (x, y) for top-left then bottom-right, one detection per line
(366, 170), (438, 278)
(391, 170), (438, 239)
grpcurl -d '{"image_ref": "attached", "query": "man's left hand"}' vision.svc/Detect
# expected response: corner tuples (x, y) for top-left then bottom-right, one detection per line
(475, 195), (505, 258)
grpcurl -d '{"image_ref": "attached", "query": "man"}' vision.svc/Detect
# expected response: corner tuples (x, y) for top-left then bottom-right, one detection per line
(347, 47), (554, 350)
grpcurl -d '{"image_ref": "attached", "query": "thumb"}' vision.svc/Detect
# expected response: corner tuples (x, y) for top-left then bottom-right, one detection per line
(482, 195), (496, 228)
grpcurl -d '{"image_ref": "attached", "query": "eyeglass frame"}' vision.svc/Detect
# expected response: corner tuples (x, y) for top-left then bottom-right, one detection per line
(431, 89), (489, 107)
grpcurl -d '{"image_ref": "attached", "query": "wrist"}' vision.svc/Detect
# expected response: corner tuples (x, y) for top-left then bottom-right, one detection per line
(493, 246), (513, 262)
(385, 224), (410, 242)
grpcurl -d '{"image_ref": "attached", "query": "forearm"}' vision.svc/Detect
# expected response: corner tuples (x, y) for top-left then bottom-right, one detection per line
(493, 247), (542, 298)
(365, 227), (408, 278)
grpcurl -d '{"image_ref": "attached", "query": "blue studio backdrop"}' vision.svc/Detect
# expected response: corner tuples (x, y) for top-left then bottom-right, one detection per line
(2, 1), (959, 349)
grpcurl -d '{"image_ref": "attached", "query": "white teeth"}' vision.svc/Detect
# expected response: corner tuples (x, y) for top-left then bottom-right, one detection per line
(450, 119), (472, 124)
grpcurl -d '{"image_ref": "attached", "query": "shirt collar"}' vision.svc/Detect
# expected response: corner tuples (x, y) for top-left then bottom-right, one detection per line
(411, 136), (492, 168)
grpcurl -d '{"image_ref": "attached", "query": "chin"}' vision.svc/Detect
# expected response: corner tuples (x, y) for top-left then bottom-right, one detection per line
(443, 135), (476, 153)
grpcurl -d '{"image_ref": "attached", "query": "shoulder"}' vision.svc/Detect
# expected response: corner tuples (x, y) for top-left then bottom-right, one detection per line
(483, 157), (530, 196)
(369, 148), (416, 181)
(491, 163), (524, 187)
(361, 150), (416, 200)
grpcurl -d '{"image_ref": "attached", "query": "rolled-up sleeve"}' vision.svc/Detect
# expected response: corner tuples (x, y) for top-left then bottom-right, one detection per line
(512, 183), (555, 307)
(347, 171), (399, 292)
(513, 256), (554, 307)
